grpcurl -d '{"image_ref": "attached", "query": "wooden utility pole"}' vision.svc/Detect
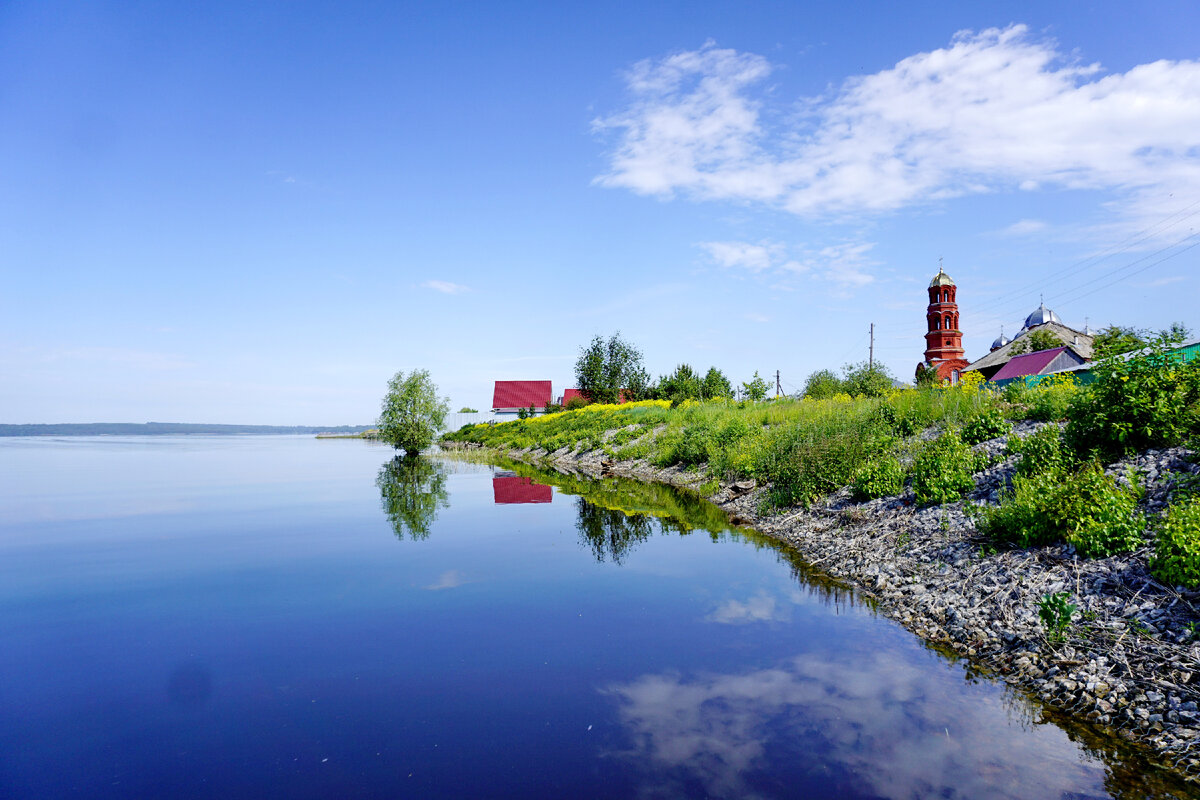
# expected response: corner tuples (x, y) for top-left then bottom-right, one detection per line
(869, 323), (875, 369)
(775, 369), (782, 399)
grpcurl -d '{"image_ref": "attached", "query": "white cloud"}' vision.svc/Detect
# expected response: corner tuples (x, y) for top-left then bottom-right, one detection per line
(999, 218), (1048, 236)
(421, 280), (470, 294)
(1147, 275), (1187, 287)
(696, 239), (873, 287)
(814, 242), (877, 287)
(744, 312), (771, 323)
(699, 240), (780, 272)
(596, 28), (1200, 222)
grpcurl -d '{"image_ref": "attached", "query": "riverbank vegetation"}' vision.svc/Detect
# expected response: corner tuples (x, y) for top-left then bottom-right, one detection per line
(444, 336), (1200, 585)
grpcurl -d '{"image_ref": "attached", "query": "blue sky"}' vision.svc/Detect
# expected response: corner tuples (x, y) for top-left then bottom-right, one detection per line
(3, 0), (1199, 424)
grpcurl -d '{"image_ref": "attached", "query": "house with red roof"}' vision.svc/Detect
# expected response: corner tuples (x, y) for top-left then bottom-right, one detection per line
(492, 380), (552, 418)
(990, 346), (1088, 384)
(560, 388), (590, 407)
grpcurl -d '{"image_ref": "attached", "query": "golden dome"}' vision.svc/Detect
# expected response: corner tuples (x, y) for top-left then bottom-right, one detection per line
(929, 269), (955, 288)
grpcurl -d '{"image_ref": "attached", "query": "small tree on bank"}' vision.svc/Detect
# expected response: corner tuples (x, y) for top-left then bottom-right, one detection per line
(378, 369), (450, 455)
(803, 368), (843, 399)
(701, 367), (734, 400)
(842, 361), (894, 398)
(575, 332), (649, 404)
(742, 371), (770, 401)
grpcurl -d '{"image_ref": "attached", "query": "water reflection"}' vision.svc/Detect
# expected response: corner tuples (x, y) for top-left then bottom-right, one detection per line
(375, 455), (450, 540)
(603, 651), (1123, 800)
(575, 497), (656, 564)
(492, 471), (553, 504)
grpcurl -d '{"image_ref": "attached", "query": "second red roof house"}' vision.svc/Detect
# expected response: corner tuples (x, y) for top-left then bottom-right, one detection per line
(492, 380), (552, 418)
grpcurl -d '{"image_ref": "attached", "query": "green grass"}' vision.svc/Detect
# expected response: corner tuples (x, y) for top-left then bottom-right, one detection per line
(442, 385), (1008, 508)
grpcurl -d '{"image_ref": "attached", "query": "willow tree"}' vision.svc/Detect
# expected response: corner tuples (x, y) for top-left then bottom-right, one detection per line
(377, 369), (450, 455)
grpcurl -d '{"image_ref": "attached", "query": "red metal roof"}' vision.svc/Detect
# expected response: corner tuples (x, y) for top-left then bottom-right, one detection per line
(992, 347), (1069, 381)
(492, 380), (552, 410)
(560, 388), (631, 405)
(493, 476), (552, 504)
(561, 388), (590, 406)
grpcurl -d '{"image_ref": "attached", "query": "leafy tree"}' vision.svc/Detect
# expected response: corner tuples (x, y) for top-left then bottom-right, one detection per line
(458, 407), (478, 413)
(701, 367), (734, 400)
(803, 369), (844, 399)
(742, 371), (770, 401)
(1092, 325), (1144, 359)
(376, 456), (450, 540)
(841, 361), (894, 398)
(1028, 328), (1064, 352)
(658, 364), (703, 404)
(565, 395), (588, 411)
(378, 369), (450, 455)
(914, 363), (939, 388)
(1092, 322), (1190, 360)
(575, 332), (647, 404)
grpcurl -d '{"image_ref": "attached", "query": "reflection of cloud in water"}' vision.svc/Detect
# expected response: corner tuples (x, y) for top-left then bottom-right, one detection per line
(706, 593), (789, 625)
(604, 651), (1108, 799)
(425, 569), (468, 590)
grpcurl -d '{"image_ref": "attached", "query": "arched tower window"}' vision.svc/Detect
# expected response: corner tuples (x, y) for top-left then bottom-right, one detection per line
(944, 314), (952, 330)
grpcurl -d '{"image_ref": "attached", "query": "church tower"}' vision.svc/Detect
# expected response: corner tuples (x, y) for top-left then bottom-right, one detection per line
(920, 264), (969, 383)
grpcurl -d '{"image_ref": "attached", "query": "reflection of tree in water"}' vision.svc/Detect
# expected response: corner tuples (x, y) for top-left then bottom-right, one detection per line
(376, 456), (450, 540)
(575, 498), (657, 564)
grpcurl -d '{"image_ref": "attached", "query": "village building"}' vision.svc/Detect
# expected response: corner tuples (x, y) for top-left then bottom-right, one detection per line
(559, 388), (587, 406)
(962, 301), (1095, 381)
(491, 380), (552, 419)
(988, 346), (1089, 383)
(916, 266), (969, 383)
(915, 266), (1097, 385)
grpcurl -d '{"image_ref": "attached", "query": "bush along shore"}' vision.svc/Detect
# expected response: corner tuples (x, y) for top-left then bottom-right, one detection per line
(443, 339), (1200, 779)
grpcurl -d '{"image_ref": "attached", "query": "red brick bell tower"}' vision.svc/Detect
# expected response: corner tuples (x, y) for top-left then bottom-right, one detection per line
(920, 262), (969, 383)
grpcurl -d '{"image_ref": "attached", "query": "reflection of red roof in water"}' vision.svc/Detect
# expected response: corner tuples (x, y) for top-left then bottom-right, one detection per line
(493, 476), (552, 504)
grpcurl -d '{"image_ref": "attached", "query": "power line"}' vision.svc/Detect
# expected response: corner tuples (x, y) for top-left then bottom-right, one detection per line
(1051, 237), (1200, 308)
(969, 197), (1200, 319)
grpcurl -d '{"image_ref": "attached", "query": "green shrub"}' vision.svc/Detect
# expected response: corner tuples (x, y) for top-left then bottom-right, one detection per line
(851, 455), (905, 500)
(1001, 380), (1030, 405)
(1009, 425), (1070, 477)
(1024, 374), (1081, 421)
(875, 402), (926, 438)
(911, 430), (977, 506)
(1065, 334), (1200, 459)
(962, 407), (1012, 445)
(1152, 497), (1200, 588)
(755, 409), (888, 508)
(976, 469), (1064, 547)
(978, 462), (1143, 557)
(1061, 464), (1144, 557)
(675, 421), (714, 466)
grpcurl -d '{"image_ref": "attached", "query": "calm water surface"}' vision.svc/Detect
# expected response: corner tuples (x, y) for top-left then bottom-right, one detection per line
(0, 436), (1192, 799)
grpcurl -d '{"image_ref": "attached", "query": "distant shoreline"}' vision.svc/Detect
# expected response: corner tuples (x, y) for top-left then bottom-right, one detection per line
(0, 423), (373, 437)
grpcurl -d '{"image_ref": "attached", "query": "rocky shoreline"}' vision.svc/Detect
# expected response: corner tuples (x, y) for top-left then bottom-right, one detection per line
(448, 424), (1200, 781)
